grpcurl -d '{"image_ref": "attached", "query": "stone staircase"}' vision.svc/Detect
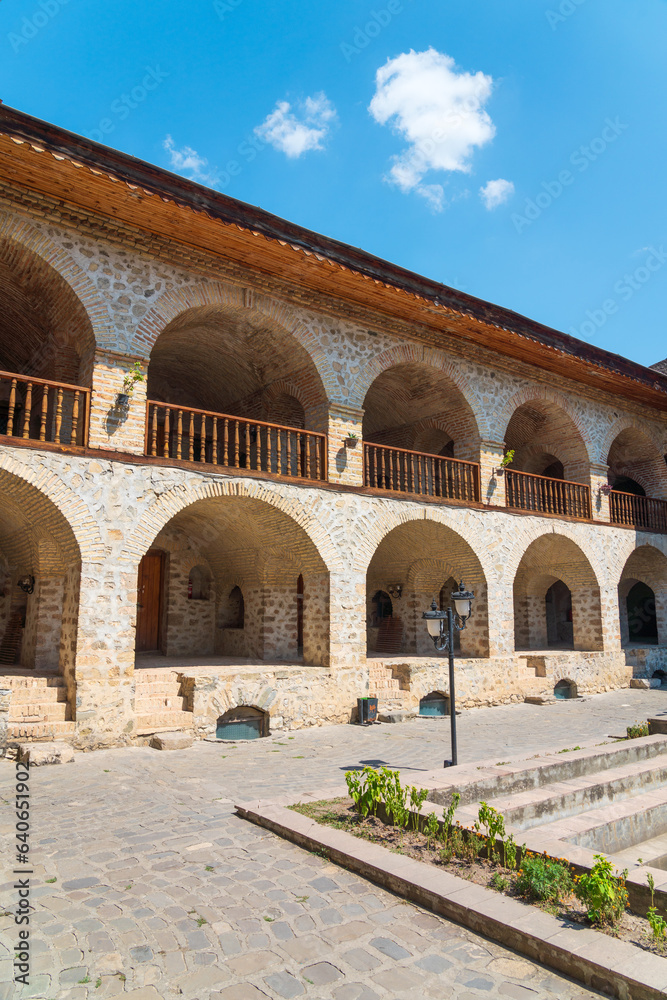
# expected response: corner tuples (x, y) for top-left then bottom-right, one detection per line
(368, 660), (413, 713)
(4, 673), (76, 741)
(134, 669), (194, 735)
(518, 655), (553, 702)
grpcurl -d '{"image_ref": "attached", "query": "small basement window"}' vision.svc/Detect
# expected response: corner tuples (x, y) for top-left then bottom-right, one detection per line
(554, 679), (577, 700)
(419, 692), (449, 717)
(188, 564), (210, 601)
(216, 706), (268, 740)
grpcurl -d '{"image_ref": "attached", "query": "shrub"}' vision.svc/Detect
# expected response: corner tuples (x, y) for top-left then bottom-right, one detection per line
(627, 720), (650, 739)
(575, 854), (628, 926)
(516, 853), (573, 904)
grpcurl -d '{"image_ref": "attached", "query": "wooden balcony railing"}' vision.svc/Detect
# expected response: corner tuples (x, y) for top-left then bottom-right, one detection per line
(610, 490), (667, 533)
(145, 402), (327, 481)
(364, 443), (480, 502)
(506, 469), (591, 519)
(0, 369), (89, 447)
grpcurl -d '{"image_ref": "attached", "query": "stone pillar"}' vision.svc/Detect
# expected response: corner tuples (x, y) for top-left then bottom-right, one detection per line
(329, 570), (366, 670)
(27, 575), (65, 671)
(479, 440), (506, 507)
(599, 584), (623, 651)
(487, 580), (516, 656)
(590, 461), (610, 523)
(88, 350), (148, 455)
(74, 560), (137, 747)
(327, 404), (364, 487)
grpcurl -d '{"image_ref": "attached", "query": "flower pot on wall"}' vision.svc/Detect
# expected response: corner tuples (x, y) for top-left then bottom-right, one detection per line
(344, 436), (359, 448)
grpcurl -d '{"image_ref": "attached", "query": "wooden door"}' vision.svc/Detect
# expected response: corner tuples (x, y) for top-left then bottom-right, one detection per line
(136, 551), (164, 652)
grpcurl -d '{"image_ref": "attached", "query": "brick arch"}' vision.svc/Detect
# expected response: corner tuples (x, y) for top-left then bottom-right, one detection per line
(0, 213), (109, 349)
(0, 452), (104, 564)
(131, 282), (337, 398)
(600, 417), (665, 466)
(120, 480), (343, 573)
(353, 506), (491, 578)
(349, 342), (482, 425)
(504, 524), (604, 587)
(495, 385), (594, 462)
(617, 543), (667, 591)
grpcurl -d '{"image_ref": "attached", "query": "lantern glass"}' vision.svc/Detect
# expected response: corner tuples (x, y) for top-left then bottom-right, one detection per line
(453, 595), (471, 618)
(426, 617), (442, 638)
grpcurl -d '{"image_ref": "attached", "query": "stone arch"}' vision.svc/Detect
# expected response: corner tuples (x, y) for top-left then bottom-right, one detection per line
(0, 216), (108, 375)
(513, 533), (603, 651)
(496, 386), (593, 483)
(121, 480), (342, 574)
(365, 518), (489, 658)
(133, 282), (336, 401)
(605, 421), (667, 500)
(353, 345), (482, 462)
(124, 482), (336, 667)
(617, 545), (667, 646)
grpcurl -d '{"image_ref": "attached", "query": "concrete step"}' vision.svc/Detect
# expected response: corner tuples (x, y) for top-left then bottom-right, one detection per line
(8, 720), (76, 740)
(9, 703), (70, 721)
(134, 684), (184, 699)
(134, 670), (181, 683)
(9, 686), (68, 704)
(135, 696), (189, 712)
(134, 710), (194, 730)
(0, 674), (64, 689)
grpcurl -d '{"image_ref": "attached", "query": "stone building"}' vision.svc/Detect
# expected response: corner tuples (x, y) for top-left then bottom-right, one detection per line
(0, 104), (666, 750)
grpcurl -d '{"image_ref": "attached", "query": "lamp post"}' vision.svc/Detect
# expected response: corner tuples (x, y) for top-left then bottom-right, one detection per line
(422, 581), (475, 767)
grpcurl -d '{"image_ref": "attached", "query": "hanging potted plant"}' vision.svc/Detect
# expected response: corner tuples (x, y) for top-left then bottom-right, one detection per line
(344, 431), (359, 448)
(117, 360), (145, 407)
(495, 448), (515, 476)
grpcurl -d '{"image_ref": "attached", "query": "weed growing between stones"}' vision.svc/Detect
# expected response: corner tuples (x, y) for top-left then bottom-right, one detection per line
(627, 720), (650, 739)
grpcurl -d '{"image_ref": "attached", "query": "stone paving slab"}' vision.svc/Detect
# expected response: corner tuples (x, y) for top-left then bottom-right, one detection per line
(2, 689), (666, 999)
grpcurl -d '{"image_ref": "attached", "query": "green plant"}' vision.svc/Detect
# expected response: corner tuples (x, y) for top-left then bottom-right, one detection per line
(45, 877), (57, 883)
(490, 871), (510, 891)
(516, 853), (573, 904)
(575, 854), (628, 926)
(122, 360), (145, 393)
(409, 785), (429, 831)
(627, 720), (650, 739)
(441, 792), (461, 843)
(345, 766), (386, 818)
(78, 977), (91, 985)
(499, 449), (515, 469)
(645, 872), (667, 948)
(557, 746), (582, 753)
(204, 865), (214, 872)
(475, 801), (506, 862)
(95, 978), (102, 989)
(425, 811), (440, 849)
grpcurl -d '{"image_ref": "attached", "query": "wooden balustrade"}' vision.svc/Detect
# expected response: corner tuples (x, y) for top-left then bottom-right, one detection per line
(610, 490), (667, 533)
(506, 469), (591, 519)
(0, 369), (89, 447)
(364, 442), (480, 502)
(145, 401), (327, 481)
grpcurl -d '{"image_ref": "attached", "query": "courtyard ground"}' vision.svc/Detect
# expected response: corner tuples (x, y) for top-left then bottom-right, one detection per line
(2, 688), (667, 1000)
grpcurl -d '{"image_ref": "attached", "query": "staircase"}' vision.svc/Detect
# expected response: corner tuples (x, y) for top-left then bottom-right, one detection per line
(4, 673), (76, 741)
(375, 616), (404, 655)
(134, 669), (194, 734)
(368, 660), (413, 713)
(0, 607), (25, 665)
(518, 655), (552, 702)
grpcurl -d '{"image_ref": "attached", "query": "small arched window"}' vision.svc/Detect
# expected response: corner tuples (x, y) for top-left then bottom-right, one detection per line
(188, 564), (210, 601)
(227, 586), (245, 629)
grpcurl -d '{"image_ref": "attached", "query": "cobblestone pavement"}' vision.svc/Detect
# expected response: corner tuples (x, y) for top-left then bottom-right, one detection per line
(2, 688), (667, 1000)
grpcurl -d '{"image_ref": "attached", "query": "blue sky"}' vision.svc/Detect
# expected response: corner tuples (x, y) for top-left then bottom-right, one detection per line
(2, 0), (666, 367)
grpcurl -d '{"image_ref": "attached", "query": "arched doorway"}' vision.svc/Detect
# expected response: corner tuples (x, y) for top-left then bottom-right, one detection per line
(545, 580), (573, 649)
(513, 535), (602, 651)
(503, 400), (589, 484)
(626, 582), (658, 644)
(366, 520), (488, 657)
(134, 495), (330, 666)
(607, 428), (667, 502)
(618, 547), (667, 648)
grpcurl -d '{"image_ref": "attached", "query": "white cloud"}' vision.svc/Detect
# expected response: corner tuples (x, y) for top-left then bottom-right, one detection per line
(369, 48), (496, 210)
(163, 135), (217, 185)
(255, 92), (337, 158)
(480, 178), (515, 210)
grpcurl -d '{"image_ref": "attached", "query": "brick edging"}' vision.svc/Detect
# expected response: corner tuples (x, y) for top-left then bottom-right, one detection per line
(236, 799), (667, 1000)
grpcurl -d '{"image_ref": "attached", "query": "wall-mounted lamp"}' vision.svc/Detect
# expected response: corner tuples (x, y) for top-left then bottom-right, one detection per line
(387, 584), (402, 599)
(17, 575), (35, 595)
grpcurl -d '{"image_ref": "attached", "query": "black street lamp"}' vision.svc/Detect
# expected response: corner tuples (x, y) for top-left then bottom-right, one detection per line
(422, 581), (475, 767)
